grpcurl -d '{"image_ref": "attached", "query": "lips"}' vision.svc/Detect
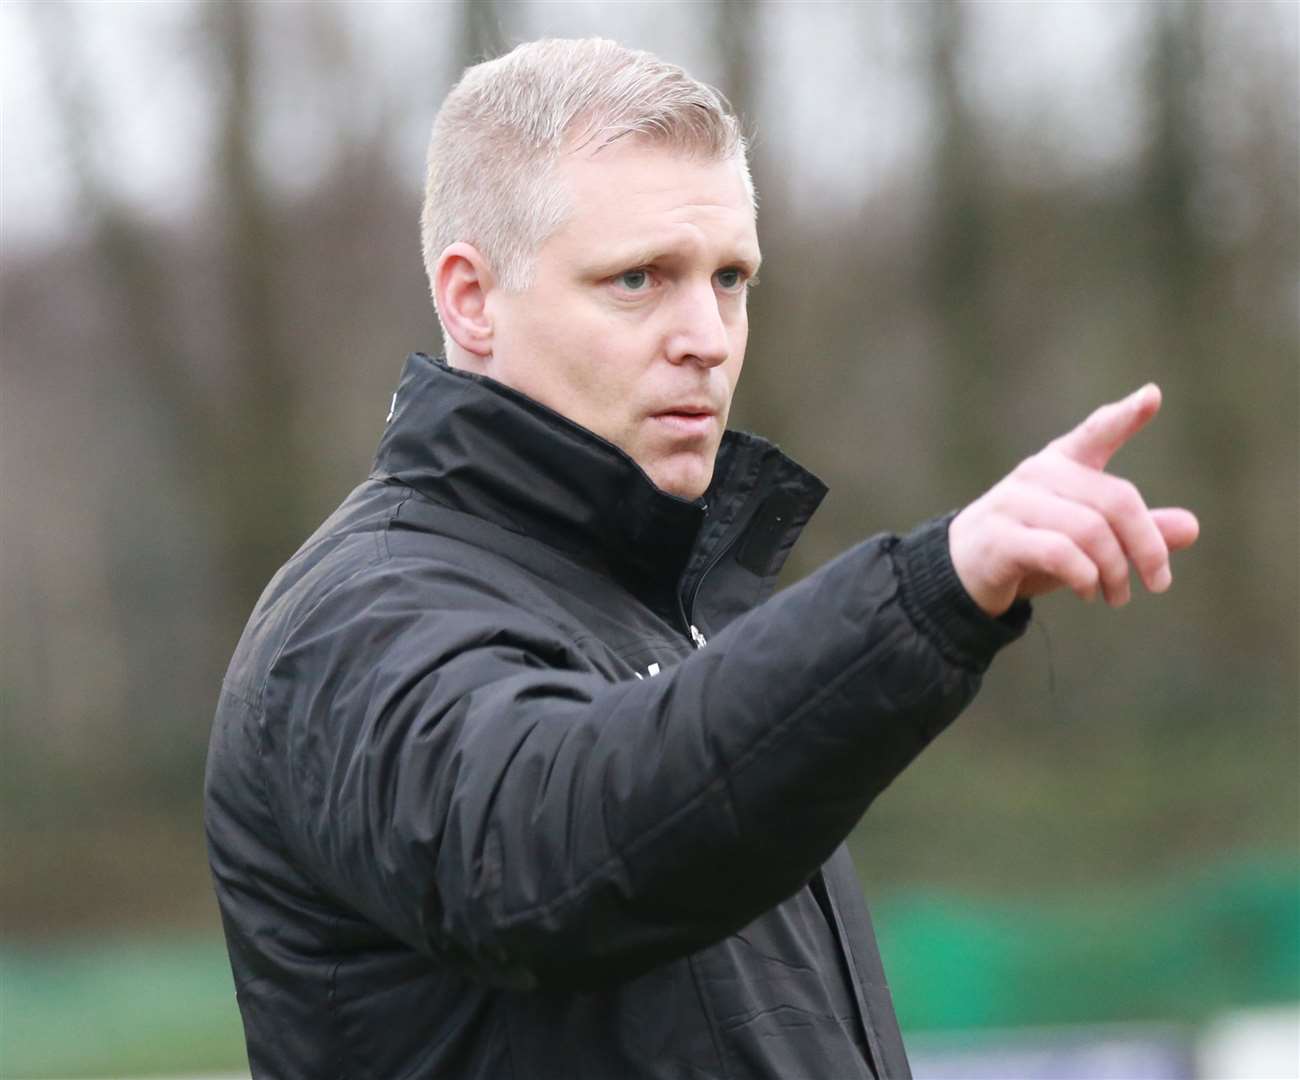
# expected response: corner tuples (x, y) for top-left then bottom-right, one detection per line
(653, 405), (716, 420)
(650, 406), (718, 437)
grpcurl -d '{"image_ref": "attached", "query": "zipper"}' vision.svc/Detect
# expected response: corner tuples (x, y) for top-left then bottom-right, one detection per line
(676, 591), (709, 649)
(676, 527), (743, 648)
(675, 495), (773, 648)
(676, 495), (769, 646)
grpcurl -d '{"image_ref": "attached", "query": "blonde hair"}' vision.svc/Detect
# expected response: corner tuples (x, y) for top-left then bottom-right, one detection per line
(420, 37), (753, 313)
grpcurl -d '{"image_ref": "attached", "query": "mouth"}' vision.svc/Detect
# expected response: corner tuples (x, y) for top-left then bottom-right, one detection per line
(650, 406), (718, 436)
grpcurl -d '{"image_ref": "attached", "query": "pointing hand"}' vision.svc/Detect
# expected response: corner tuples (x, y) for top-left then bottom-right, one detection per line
(948, 385), (1200, 618)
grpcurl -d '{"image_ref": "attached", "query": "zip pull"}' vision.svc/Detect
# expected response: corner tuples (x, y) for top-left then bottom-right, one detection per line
(689, 624), (708, 649)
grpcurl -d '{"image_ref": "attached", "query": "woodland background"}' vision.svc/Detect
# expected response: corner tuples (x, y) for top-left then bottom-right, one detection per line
(1, 1), (1296, 1075)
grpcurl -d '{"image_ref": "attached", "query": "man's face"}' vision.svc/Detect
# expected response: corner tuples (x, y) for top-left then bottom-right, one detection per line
(483, 141), (760, 501)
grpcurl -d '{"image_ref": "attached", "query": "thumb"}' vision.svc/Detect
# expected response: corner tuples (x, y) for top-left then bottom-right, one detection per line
(1152, 507), (1200, 553)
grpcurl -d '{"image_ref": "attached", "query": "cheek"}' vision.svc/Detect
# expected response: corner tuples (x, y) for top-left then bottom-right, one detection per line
(497, 293), (587, 381)
(539, 317), (640, 434)
(725, 318), (748, 385)
(733, 303), (750, 350)
(732, 318), (748, 370)
(495, 288), (664, 444)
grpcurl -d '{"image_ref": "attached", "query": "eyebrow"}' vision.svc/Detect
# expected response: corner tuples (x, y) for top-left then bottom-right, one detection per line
(588, 243), (762, 278)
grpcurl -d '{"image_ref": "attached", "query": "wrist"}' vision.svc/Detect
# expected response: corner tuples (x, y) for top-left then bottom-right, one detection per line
(891, 513), (1031, 673)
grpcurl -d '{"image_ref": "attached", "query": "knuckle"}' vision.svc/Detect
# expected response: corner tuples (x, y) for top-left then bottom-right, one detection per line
(1103, 557), (1129, 586)
(1079, 513), (1111, 550)
(1001, 477), (1033, 504)
(1069, 559), (1099, 589)
(1104, 479), (1141, 517)
(1011, 454), (1041, 481)
(1044, 535), (1076, 573)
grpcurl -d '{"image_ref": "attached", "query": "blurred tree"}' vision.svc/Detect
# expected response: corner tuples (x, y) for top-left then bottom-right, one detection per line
(2, 0), (1294, 944)
(25, 3), (190, 429)
(456, 0), (508, 68)
(916, 0), (1002, 490)
(27, 0), (317, 629)
(204, 0), (317, 614)
(1139, 0), (1297, 649)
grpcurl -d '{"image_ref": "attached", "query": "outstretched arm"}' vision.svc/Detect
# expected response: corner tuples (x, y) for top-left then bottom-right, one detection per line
(263, 520), (1015, 991)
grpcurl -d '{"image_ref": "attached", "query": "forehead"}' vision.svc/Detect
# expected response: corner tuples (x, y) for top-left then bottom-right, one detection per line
(545, 141), (759, 269)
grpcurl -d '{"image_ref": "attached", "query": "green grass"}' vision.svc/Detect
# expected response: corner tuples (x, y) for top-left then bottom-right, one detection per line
(2, 855), (1295, 1077)
(0, 935), (247, 1078)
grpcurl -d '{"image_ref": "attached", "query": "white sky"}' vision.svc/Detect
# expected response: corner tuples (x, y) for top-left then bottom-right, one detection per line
(1, 0), (1291, 253)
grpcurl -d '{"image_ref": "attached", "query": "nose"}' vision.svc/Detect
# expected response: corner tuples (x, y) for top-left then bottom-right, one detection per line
(665, 280), (730, 369)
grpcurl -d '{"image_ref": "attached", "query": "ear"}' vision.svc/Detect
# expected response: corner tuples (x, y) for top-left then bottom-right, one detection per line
(434, 242), (496, 359)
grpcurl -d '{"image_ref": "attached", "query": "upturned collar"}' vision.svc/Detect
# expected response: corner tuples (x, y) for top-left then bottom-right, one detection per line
(371, 353), (826, 614)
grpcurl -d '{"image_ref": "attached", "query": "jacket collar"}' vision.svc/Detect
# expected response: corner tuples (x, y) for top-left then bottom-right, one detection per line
(371, 353), (825, 606)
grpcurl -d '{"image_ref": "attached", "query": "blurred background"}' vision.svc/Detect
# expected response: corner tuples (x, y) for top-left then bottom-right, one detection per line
(1, 1), (1296, 1076)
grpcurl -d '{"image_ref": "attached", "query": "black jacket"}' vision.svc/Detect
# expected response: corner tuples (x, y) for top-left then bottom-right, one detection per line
(205, 352), (1028, 1079)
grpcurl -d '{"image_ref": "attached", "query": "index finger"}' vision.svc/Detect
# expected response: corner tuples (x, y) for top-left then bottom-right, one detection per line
(1051, 383), (1162, 470)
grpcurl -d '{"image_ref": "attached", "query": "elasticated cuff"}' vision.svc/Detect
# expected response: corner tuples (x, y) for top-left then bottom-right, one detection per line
(890, 512), (1031, 673)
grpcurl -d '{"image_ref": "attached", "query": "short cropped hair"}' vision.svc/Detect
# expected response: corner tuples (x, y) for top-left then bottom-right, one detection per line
(420, 38), (753, 310)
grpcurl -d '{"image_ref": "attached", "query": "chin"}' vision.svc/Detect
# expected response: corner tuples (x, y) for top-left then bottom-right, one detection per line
(648, 461), (713, 502)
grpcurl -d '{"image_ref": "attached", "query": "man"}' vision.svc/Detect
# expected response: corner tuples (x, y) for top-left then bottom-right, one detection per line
(205, 38), (1198, 1079)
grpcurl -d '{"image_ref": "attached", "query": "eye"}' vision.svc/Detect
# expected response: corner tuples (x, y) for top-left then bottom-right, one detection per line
(616, 268), (651, 291)
(714, 267), (747, 291)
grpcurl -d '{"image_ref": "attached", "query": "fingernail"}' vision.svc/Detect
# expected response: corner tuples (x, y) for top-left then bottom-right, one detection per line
(1153, 565), (1172, 592)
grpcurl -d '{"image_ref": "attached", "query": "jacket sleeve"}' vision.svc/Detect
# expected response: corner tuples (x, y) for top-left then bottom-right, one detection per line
(261, 514), (1027, 990)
